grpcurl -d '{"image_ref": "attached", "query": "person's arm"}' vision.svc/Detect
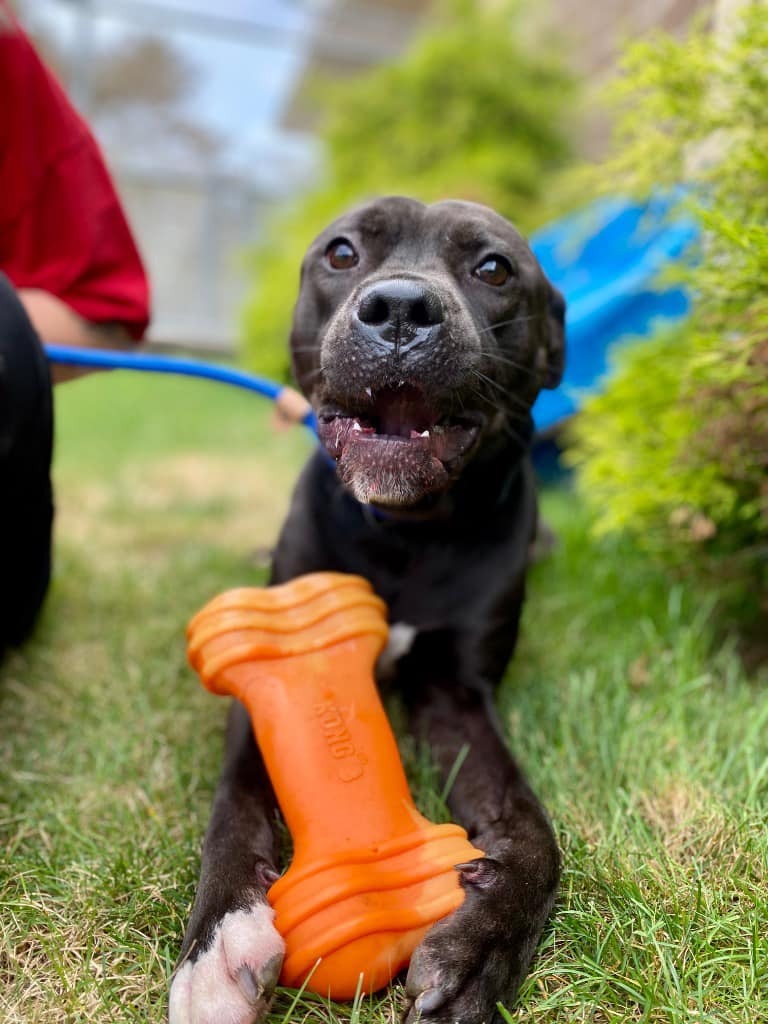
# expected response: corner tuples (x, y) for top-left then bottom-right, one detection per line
(18, 288), (134, 384)
(1, 5), (151, 378)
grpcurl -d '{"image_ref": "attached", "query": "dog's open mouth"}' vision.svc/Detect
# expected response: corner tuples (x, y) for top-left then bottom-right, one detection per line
(317, 386), (482, 508)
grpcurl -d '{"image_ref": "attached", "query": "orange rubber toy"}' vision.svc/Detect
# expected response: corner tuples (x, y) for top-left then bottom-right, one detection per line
(186, 572), (483, 999)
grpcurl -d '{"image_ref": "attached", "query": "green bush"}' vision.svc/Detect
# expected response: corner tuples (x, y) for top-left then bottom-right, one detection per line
(241, 0), (575, 380)
(567, 5), (768, 622)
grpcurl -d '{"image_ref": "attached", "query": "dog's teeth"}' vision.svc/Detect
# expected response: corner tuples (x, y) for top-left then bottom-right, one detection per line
(419, 429), (430, 438)
(365, 387), (373, 398)
(352, 421), (363, 432)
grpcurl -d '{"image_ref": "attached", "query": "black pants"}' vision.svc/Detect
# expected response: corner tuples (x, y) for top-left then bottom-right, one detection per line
(0, 273), (54, 651)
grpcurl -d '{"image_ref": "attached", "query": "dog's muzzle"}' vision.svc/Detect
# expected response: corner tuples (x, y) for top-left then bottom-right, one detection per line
(317, 386), (484, 509)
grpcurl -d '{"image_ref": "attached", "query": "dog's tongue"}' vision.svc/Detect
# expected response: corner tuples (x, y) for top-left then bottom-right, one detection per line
(337, 433), (449, 507)
(375, 388), (432, 437)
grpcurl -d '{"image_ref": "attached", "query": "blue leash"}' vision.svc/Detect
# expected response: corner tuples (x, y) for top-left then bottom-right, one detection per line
(44, 344), (318, 433)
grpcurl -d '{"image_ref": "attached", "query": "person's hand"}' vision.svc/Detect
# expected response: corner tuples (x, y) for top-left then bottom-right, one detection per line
(271, 385), (312, 431)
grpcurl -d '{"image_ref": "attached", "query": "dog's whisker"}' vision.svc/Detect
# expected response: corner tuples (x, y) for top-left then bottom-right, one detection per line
(470, 369), (508, 396)
(463, 383), (505, 416)
(464, 384), (531, 450)
(469, 370), (531, 412)
(503, 423), (532, 450)
(492, 411), (532, 450)
(299, 363), (324, 377)
(476, 314), (538, 336)
(478, 351), (539, 379)
(480, 349), (533, 368)
(465, 378), (532, 427)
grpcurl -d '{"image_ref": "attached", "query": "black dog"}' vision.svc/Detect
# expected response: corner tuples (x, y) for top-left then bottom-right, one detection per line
(169, 196), (565, 1024)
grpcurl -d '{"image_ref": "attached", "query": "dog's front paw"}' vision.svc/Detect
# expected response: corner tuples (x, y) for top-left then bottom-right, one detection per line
(169, 903), (285, 1024)
(402, 858), (542, 1024)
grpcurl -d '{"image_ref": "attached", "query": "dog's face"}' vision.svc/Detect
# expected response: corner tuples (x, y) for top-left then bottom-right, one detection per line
(290, 196), (564, 510)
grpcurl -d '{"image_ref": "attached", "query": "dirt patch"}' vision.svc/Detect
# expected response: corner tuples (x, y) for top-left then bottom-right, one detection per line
(56, 453), (299, 565)
(637, 779), (735, 867)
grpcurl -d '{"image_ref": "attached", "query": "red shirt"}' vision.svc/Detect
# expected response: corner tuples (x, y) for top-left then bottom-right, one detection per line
(0, 5), (150, 338)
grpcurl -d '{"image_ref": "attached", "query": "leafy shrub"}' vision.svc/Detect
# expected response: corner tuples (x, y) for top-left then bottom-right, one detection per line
(567, 6), (768, 622)
(241, 0), (575, 380)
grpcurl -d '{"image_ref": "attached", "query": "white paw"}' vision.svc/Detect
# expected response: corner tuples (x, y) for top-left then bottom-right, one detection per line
(169, 904), (285, 1024)
(377, 621), (418, 681)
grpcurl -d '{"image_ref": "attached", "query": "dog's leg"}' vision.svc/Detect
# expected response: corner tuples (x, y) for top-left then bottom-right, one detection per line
(400, 652), (560, 1024)
(169, 702), (285, 1024)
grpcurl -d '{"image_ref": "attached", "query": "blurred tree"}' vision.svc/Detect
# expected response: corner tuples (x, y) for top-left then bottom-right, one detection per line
(89, 35), (193, 113)
(241, 0), (576, 380)
(87, 35), (220, 159)
(23, 14), (218, 160)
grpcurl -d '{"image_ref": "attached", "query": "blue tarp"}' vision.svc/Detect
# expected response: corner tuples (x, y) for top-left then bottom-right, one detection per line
(530, 195), (698, 433)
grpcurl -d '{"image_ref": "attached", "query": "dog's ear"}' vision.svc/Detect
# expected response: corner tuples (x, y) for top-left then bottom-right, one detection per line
(539, 283), (565, 389)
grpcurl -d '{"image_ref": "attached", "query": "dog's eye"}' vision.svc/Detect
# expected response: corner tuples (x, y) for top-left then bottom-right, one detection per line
(474, 255), (513, 287)
(325, 238), (359, 271)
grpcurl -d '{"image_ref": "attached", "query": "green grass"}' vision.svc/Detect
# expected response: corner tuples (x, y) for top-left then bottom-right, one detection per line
(1, 372), (766, 1023)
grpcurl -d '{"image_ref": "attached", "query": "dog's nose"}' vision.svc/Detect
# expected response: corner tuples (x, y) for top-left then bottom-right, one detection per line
(356, 279), (444, 350)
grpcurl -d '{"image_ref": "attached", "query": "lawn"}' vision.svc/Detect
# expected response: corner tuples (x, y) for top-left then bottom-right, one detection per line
(1, 371), (766, 1024)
